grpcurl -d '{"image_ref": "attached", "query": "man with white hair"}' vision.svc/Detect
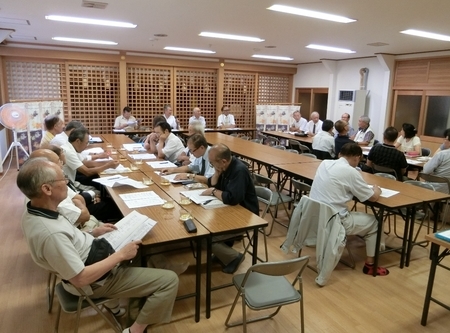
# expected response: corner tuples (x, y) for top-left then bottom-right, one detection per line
(289, 110), (307, 132)
(189, 107), (206, 127)
(305, 111), (323, 137)
(351, 115), (375, 146)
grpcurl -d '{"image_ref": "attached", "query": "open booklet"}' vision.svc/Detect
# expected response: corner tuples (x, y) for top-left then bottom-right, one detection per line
(180, 189), (227, 209)
(98, 210), (157, 251)
(93, 175), (148, 188)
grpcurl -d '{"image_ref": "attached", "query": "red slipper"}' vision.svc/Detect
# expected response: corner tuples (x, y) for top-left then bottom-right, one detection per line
(363, 264), (389, 276)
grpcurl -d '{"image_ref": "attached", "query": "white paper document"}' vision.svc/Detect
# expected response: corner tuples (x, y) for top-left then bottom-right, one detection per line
(180, 189), (216, 204)
(161, 173), (185, 183)
(146, 161), (178, 169)
(123, 143), (145, 152)
(406, 159), (423, 165)
(119, 191), (165, 208)
(89, 136), (103, 143)
(94, 157), (113, 162)
(113, 129), (126, 133)
(84, 147), (105, 154)
(130, 153), (156, 160)
(93, 175), (148, 189)
(102, 164), (132, 174)
(368, 185), (399, 198)
(98, 210), (157, 251)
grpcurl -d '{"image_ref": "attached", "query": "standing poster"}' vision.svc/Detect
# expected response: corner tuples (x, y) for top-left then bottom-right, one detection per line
(256, 104), (266, 132)
(265, 105), (277, 131)
(277, 105), (290, 132)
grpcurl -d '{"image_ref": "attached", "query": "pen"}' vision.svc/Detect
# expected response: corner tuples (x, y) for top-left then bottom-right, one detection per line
(160, 162), (169, 164)
(202, 199), (214, 205)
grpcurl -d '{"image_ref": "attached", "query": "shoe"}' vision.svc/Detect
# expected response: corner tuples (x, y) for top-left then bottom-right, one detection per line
(211, 254), (225, 267)
(222, 253), (244, 274)
(362, 263), (389, 276)
(111, 307), (126, 317)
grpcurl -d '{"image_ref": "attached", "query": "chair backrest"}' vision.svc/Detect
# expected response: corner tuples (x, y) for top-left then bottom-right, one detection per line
(250, 138), (262, 144)
(241, 256), (310, 282)
(312, 149), (332, 160)
(302, 153), (317, 159)
(286, 149), (299, 154)
(253, 173), (273, 187)
(374, 172), (397, 180)
(404, 180), (435, 191)
(230, 133), (239, 137)
(373, 163), (397, 179)
(298, 143), (311, 154)
(419, 172), (450, 192)
(289, 139), (301, 148)
(266, 136), (280, 146)
(291, 179), (311, 203)
(241, 136), (250, 141)
(255, 186), (273, 217)
(273, 145), (286, 150)
(421, 147), (431, 156)
(373, 139), (380, 145)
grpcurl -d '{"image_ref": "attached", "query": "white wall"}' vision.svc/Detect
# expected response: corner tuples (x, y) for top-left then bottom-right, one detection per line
(293, 57), (391, 141)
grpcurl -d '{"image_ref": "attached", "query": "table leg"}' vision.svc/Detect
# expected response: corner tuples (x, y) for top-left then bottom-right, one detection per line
(373, 206), (384, 277)
(404, 206), (415, 267)
(206, 235), (212, 319)
(195, 239), (201, 323)
(252, 228), (259, 265)
(421, 242), (440, 325)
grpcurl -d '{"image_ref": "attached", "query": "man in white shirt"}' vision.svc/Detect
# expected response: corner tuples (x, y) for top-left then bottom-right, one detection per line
(289, 110), (307, 132)
(50, 120), (84, 147)
(189, 107), (206, 127)
(161, 134), (214, 184)
(162, 104), (178, 129)
(339, 113), (356, 138)
(62, 127), (118, 184)
(305, 111), (323, 137)
(312, 120), (336, 158)
(145, 121), (185, 163)
(351, 115), (375, 146)
(310, 142), (389, 276)
(217, 105), (235, 128)
(422, 129), (450, 193)
(114, 106), (137, 130)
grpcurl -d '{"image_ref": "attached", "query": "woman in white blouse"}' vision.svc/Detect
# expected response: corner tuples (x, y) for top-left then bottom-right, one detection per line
(395, 123), (421, 155)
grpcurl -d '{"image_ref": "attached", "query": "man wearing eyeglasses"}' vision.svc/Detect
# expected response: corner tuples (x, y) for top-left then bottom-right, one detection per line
(18, 158), (179, 333)
(217, 105), (235, 129)
(160, 134), (214, 184)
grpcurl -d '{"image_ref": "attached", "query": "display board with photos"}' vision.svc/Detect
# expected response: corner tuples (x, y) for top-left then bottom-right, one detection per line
(255, 104), (301, 132)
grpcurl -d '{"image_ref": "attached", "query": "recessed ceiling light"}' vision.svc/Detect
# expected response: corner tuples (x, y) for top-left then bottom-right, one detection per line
(306, 44), (355, 53)
(400, 29), (450, 42)
(199, 32), (264, 42)
(45, 15), (136, 28)
(52, 37), (118, 45)
(268, 5), (356, 23)
(164, 46), (216, 54)
(154, 34), (168, 37)
(265, 45), (277, 48)
(252, 54), (293, 61)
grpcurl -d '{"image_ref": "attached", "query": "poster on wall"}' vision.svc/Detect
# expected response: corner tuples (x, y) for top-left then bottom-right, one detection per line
(276, 105), (290, 132)
(255, 104), (266, 132)
(265, 105), (278, 131)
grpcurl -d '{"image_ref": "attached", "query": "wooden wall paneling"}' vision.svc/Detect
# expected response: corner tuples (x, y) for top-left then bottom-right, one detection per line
(174, 68), (217, 129)
(257, 74), (291, 104)
(67, 62), (120, 135)
(126, 65), (172, 129)
(394, 60), (430, 88)
(223, 71), (256, 128)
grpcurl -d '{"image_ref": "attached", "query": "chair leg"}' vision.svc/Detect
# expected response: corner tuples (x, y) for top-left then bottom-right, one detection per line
(54, 302), (62, 333)
(47, 272), (57, 313)
(85, 299), (123, 333)
(224, 289), (243, 328)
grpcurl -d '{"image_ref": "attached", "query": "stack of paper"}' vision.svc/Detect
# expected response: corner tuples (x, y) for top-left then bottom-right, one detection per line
(147, 161), (177, 169)
(130, 153), (156, 160)
(123, 143), (145, 152)
(161, 173), (185, 183)
(118, 191), (165, 208)
(98, 210), (157, 250)
(180, 189), (215, 204)
(102, 165), (132, 174)
(93, 175), (148, 189)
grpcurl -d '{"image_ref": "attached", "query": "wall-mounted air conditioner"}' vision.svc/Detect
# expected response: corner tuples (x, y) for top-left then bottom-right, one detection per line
(337, 90), (368, 129)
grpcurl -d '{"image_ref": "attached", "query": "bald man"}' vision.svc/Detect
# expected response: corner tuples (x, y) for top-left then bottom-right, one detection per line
(189, 107), (206, 127)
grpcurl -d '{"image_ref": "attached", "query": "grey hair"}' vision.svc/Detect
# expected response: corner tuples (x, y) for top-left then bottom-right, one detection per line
(359, 115), (371, 124)
(17, 158), (58, 199)
(189, 121), (205, 134)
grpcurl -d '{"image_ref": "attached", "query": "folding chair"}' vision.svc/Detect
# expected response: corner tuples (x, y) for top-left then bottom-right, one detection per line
(291, 179), (311, 208)
(224, 256), (309, 333)
(302, 153), (317, 159)
(272, 145), (286, 150)
(240, 136), (251, 141)
(250, 138), (262, 144)
(286, 149), (299, 154)
(298, 143), (311, 154)
(47, 272), (58, 313)
(421, 147), (431, 156)
(312, 149), (332, 160)
(265, 136), (279, 147)
(54, 283), (122, 333)
(373, 164), (398, 180)
(418, 172), (450, 230)
(253, 173), (293, 235)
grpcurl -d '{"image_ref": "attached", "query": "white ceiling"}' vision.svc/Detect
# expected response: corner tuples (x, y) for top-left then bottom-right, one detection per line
(1, 0), (450, 64)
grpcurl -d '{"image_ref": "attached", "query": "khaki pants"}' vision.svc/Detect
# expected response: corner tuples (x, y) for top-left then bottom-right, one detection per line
(91, 266), (179, 326)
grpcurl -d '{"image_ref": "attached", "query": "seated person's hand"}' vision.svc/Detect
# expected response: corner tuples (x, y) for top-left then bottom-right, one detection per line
(160, 168), (174, 175)
(174, 173), (189, 180)
(108, 160), (119, 169)
(201, 188), (215, 196)
(118, 240), (142, 261)
(181, 160), (191, 166)
(93, 223), (117, 236)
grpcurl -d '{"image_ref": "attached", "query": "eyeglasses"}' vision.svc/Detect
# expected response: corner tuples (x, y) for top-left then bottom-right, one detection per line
(189, 147), (199, 154)
(48, 175), (70, 184)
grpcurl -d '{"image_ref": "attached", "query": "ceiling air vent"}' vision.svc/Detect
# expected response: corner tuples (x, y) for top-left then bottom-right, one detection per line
(338, 90), (355, 102)
(82, 0), (108, 9)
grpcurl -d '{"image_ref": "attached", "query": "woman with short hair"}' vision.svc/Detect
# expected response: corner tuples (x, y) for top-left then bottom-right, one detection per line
(395, 123), (421, 155)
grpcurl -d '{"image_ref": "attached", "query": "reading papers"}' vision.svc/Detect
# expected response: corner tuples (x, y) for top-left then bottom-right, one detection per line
(93, 175), (148, 189)
(118, 191), (165, 208)
(147, 161), (177, 169)
(368, 185), (399, 198)
(122, 143), (145, 152)
(98, 210), (157, 251)
(130, 153), (156, 160)
(179, 189), (229, 208)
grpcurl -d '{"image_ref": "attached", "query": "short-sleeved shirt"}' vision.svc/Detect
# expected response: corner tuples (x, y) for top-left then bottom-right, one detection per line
(354, 126), (375, 146)
(163, 115), (178, 129)
(367, 143), (408, 181)
(423, 149), (450, 193)
(114, 115), (137, 130)
(188, 145), (215, 177)
(40, 131), (55, 147)
(290, 117), (307, 132)
(395, 135), (421, 153)
(217, 114), (235, 127)
(50, 132), (69, 147)
(310, 158), (374, 215)
(189, 116), (206, 127)
(312, 131), (335, 157)
(305, 120), (323, 135)
(57, 188), (82, 225)
(21, 203), (93, 281)
(156, 133), (185, 163)
(62, 142), (84, 182)
(335, 135), (354, 157)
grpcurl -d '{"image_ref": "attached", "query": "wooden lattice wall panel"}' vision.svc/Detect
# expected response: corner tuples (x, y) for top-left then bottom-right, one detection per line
(175, 69), (217, 129)
(223, 72), (256, 128)
(5, 61), (65, 102)
(258, 74), (290, 104)
(67, 63), (119, 135)
(127, 66), (172, 128)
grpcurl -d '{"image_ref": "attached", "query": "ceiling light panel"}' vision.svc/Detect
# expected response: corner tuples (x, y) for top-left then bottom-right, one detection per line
(268, 4), (356, 23)
(52, 37), (118, 45)
(199, 32), (264, 42)
(164, 46), (216, 54)
(306, 44), (356, 53)
(400, 29), (450, 42)
(45, 15), (136, 28)
(252, 54), (293, 61)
